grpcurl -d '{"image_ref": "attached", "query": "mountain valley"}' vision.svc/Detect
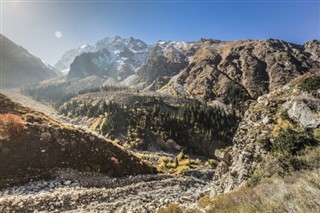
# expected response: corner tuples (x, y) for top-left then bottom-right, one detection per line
(1, 34), (320, 212)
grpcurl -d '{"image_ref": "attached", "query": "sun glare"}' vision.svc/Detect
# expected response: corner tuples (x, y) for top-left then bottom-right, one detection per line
(55, 31), (62, 38)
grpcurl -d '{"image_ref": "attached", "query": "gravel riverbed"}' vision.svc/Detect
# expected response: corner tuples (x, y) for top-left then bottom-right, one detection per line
(0, 169), (213, 212)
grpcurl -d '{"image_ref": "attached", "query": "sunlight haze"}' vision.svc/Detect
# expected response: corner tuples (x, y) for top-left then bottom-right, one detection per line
(1, 1), (319, 65)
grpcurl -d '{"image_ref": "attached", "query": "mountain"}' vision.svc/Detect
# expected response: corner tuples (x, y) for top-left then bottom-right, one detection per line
(56, 37), (319, 102)
(22, 38), (320, 157)
(0, 93), (156, 187)
(0, 34), (59, 88)
(54, 36), (152, 83)
(157, 39), (320, 103)
(137, 40), (202, 90)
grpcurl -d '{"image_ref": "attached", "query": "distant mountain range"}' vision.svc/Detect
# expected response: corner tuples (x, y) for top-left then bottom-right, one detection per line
(2, 33), (319, 96)
(0, 34), (59, 88)
(53, 36), (319, 103)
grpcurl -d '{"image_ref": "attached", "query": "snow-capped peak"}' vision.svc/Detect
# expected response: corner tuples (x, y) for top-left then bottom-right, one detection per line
(54, 36), (152, 72)
(81, 44), (89, 49)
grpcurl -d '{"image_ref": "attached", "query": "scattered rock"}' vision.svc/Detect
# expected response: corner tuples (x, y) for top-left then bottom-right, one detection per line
(214, 149), (231, 165)
(63, 180), (72, 186)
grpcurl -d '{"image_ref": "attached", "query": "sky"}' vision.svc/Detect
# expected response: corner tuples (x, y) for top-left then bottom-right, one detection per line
(1, 0), (319, 65)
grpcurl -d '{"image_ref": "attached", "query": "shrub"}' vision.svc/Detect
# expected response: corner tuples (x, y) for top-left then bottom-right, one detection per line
(177, 150), (186, 161)
(0, 113), (26, 139)
(157, 203), (182, 213)
(246, 172), (272, 187)
(299, 76), (320, 92)
(272, 128), (315, 156)
(205, 159), (217, 168)
(271, 128), (317, 173)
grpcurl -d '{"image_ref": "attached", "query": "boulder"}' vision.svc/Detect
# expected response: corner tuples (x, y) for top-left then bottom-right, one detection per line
(288, 100), (320, 129)
(214, 149), (231, 165)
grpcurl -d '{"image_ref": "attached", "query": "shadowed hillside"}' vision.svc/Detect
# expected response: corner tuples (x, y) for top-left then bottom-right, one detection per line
(0, 93), (156, 188)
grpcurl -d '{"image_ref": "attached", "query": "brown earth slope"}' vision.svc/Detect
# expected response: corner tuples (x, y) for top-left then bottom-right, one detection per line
(0, 93), (156, 188)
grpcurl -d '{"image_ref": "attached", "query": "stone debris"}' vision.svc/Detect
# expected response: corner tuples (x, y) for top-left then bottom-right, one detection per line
(0, 168), (213, 213)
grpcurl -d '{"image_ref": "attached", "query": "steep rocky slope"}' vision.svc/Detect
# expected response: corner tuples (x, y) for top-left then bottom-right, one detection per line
(211, 70), (320, 195)
(137, 41), (201, 89)
(157, 71), (320, 212)
(0, 93), (156, 188)
(159, 39), (320, 105)
(0, 34), (59, 88)
(304, 40), (320, 61)
(57, 36), (152, 83)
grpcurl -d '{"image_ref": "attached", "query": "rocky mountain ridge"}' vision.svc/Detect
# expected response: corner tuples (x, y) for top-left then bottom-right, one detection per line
(55, 36), (152, 84)
(56, 37), (319, 108)
(158, 39), (320, 103)
(0, 34), (59, 88)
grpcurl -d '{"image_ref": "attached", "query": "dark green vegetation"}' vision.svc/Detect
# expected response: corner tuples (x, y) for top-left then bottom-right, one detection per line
(299, 75), (320, 92)
(21, 80), (239, 158)
(59, 95), (238, 157)
(271, 128), (318, 175)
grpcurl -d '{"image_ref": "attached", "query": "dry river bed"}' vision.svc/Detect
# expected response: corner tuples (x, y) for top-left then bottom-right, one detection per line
(0, 89), (214, 212)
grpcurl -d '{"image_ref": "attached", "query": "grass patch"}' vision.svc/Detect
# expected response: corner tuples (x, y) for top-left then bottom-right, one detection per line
(157, 203), (183, 213)
(156, 152), (203, 174)
(195, 169), (320, 213)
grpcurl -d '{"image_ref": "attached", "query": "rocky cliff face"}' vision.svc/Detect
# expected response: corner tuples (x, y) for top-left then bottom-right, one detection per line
(303, 40), (320, 62)
(0, 34), (59, 88)
(137, 41), (201, 89)
(159, 39), (320, 104)
(211, 71), (320, 195)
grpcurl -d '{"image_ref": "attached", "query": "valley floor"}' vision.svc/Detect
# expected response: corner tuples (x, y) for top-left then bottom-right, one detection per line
(0, 89), (213, 212)
(0, 168), (213, 213)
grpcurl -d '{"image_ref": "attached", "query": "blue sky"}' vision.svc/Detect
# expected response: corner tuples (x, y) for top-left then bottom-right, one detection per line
(1, 0), (319, 65)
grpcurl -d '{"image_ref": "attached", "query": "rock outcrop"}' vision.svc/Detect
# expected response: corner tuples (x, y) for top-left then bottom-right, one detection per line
(211, 71), (320, 195)
(137, 41), (200, 88)
(304, 40), (320, 62)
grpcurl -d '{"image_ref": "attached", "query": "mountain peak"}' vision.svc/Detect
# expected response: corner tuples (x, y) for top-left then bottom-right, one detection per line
(0, 34), (59, 88)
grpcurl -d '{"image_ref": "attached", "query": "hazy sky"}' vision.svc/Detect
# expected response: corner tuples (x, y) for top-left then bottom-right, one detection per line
(1, 0), (319, 65)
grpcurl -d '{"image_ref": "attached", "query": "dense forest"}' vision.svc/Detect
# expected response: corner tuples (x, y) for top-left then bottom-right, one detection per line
(22, 82), (239, 157)
(60, 96), (238, 157)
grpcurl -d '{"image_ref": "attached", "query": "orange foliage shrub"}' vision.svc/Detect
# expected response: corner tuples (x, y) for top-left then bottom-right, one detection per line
(0, 113), (26, 137)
